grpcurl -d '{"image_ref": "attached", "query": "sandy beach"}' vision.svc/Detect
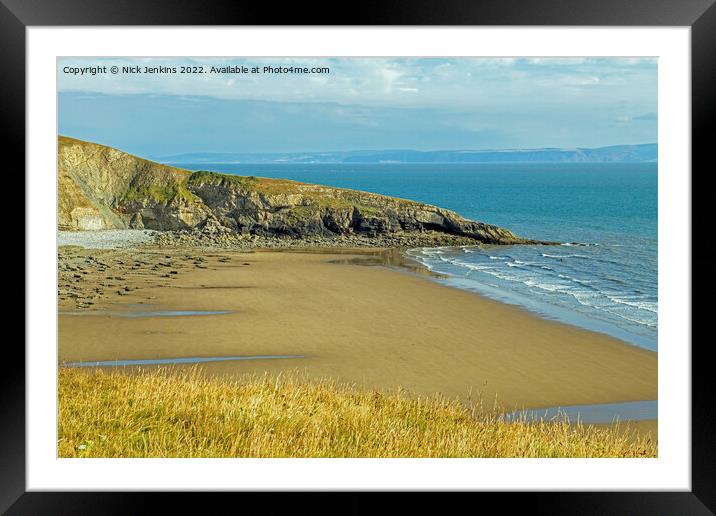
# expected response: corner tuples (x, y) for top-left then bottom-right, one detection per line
(58, 247), (657, 414)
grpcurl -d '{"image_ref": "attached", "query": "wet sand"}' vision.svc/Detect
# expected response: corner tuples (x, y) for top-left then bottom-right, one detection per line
(58, 248), (657, 412)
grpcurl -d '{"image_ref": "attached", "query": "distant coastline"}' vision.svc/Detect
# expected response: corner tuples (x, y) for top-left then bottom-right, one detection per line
(153, 143), (658, 165)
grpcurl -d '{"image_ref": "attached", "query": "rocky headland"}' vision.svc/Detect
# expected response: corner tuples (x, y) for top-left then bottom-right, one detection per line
(58, 136), (553, 248)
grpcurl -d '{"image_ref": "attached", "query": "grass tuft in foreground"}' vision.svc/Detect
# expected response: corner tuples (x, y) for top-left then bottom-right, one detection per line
(58, 367), (656, 458)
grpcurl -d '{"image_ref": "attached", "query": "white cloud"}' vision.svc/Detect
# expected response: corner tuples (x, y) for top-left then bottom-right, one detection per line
(526, 57), (587, 65)
(58, 57), (657, 117)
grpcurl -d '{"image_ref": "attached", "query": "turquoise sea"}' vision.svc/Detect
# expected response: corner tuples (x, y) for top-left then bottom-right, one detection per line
(176, 162), (658, 350)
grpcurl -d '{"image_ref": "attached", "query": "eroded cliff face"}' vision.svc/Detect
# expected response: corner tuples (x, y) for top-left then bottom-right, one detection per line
(58, 136), (532, 244)
(58, 136), (208, 231)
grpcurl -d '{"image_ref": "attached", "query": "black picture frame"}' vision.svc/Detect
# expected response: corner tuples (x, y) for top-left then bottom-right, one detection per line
(5, 0), (712, 513)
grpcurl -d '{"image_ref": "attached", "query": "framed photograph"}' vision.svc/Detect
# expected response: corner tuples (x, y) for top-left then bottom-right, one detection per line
(7, 0), (712, 512)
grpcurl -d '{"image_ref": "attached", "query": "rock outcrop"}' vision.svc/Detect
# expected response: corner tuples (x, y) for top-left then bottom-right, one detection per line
(58, 136), (543, 245)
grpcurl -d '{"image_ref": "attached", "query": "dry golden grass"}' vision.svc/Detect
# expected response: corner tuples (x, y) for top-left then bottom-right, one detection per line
(58, 367), (657, 458)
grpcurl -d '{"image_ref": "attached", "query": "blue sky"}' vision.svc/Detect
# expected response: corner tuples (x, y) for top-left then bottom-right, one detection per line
(58, 57), (657, 157)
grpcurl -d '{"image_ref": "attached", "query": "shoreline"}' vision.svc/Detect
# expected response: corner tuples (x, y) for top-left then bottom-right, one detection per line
(59, 229), (653, 350)
(270, 245), (656, 351)
(58, 244), (657, 415)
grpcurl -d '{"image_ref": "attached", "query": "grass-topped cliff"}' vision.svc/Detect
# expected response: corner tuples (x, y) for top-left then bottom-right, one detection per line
(58, 136), (537, 245)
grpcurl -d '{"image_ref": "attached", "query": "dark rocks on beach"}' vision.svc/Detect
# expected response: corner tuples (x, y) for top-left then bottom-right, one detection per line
(146, 226), (512, 251)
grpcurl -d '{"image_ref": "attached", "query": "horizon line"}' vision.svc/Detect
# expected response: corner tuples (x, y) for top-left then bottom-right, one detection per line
(58, 134), (658, 164)
(152, 142), (658, 158)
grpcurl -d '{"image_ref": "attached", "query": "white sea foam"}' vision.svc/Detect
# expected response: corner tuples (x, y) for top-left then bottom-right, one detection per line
(608, 296), (658, 313)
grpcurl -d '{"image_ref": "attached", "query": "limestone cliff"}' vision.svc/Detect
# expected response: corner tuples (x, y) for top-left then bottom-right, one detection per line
(58, 136), (539, 245)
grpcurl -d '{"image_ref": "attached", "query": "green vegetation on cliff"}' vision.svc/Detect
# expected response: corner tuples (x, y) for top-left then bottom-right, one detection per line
(122, 180), (200, 205)
(187, 170), (258, 190)
(187, 169), (410, 223)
